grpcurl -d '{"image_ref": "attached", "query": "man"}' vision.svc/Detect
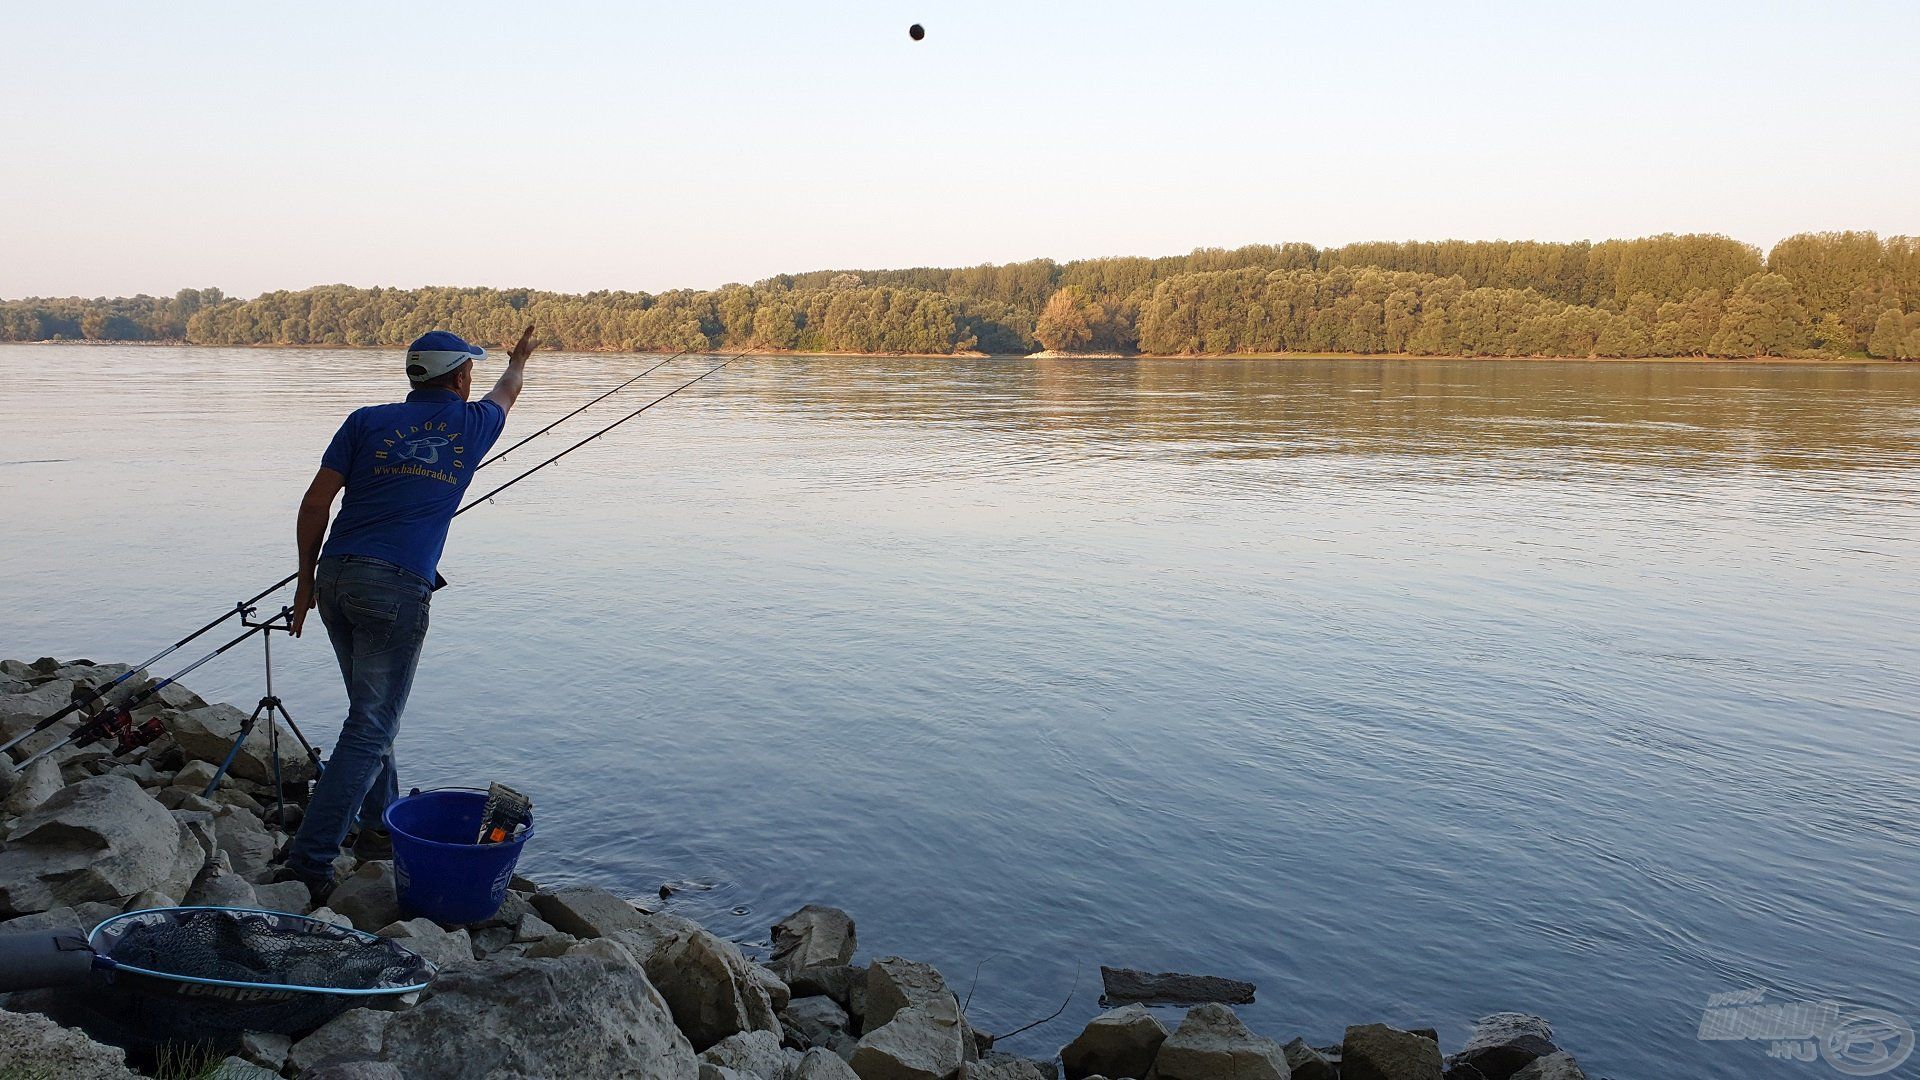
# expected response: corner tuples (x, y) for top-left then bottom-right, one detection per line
(275, 324), (535, 896)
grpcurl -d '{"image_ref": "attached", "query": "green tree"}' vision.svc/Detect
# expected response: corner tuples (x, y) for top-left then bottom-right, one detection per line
(1709, 274), (1809, 357)
(1034, 287), (1100, 352)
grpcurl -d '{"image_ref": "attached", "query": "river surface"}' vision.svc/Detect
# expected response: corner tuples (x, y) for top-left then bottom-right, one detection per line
(2, 344), (1917, 1077)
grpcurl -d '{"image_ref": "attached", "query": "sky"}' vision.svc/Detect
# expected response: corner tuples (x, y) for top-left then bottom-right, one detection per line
(3, 0), (1917, 300)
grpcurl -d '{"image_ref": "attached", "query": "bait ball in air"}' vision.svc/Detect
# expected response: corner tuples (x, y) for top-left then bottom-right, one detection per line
(909, 23), (925, 40)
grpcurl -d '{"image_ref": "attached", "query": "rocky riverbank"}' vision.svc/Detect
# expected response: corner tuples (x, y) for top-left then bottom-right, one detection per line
(0, 658), (1595, 1080)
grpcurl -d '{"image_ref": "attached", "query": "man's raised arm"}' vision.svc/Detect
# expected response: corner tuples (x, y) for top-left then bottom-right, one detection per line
(483, 324), (537, 414)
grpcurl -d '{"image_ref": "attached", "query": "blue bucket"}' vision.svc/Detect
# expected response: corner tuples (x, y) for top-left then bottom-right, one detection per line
(384, 788), (532, 925)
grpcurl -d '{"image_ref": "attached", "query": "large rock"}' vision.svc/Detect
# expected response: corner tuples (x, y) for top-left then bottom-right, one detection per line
(771, 905), (858, 978)
(1100, 967), (1256, 1006)
(1148, 1004), (1288, 1080)
(0, 679), (80, 744)
(1281, 1039), (1336, 1080)
(798, 1048), (864, 1080)
(2, 757), (65, 818)
(379, 942), (698, 1079)
(965, 1057), (1055, 1080)
(532, 883), (653, 938)
(0, 1004), (143, 1078)
(792, 963), (864, 1010)
(183, 860), (259, 906)
(785, 995), (856, 1054)
(612, 914), (781, 1051)
(1341, 1024), (1441, 1080)
(288, 1008), (395, 1074)
(850, 1003), (967, 1080)
(329, 861), (402, 931)
(164, 703), (316, 785)
(1448, 1013), (1558, 1080)
(1510, 1052), (1586, 1080)
(254, 878), (315, 914)
(1061, 1004), (1168, 1080)
(377, 917), (473, 968)
(864, 957), (955, 1032)
(0, 775), (188, 915)
(700, 1028), (790, 1080)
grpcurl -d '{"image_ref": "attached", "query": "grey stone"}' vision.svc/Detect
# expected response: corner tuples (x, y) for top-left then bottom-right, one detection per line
(184, 861), (259, 907)
(288, 1007), (394, 1074)
(1450, 1013), (1558, 1080)
(471, 924), (516, 956)
(214, 1056), (280, 1079)
(702, 1028), (791, 1080)
(798, 1048), (864, 1080)
(531, 883), (653, 938)
(703, 1067), (754, 1080)
(965, 1057), (1054, 1080)
(524, 933), (578, 958)
(379, 946), (698, 1080)
(771, 905), (858, 979)
(865, 956), (956, 1032)
(1100, 966), (1256, 1006)
(793, 963), (864, 1010)
(753, 961), (793, 1012)
(377, 917), (474, 968)
(0, 775), (187, 915)
(329, 860), (402, 931)
(849, 1002), (966, 1080)
(1510, 1052), (1587, 1080)
(476, 889), (533, 929)
(1281, 1038), (1336, 1080)
(613, 914), (781, 1052)
(2, 757), (64, 819)
(165, 703), (315, 785)
(0, 1004), (143, 1078)
(1061, 1003), (1168, 1080)
(785, 994), (856, 1053)
(1148, 1003), (1288, 1080)
(514, 912), (561, 942)
(240, 1029), (294, 1071)
(124, 890), (177, 911)
(308, 905), (353, 928)
(0, 900), (120, 933)
(297, 1063), (406, 1080)
(1342, 1023), (1441, 1080)
(173, 758), (221, 791)
(146, 679), (208, 712)
(253, 878), (315, 914)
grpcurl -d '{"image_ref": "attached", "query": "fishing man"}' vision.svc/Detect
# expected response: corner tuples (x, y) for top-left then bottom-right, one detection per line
(275, 325), (535, 897)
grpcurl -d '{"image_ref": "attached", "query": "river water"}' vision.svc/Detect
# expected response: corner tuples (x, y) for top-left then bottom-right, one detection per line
(2, 345), (1917, 1077)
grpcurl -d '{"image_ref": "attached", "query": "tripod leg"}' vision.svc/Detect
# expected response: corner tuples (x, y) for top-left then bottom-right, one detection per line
(276, 709), (327, 780)
(203, 703), (265, 799)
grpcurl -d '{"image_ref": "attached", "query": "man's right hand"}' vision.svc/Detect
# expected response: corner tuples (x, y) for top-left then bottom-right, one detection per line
(290, 575), (316, 637)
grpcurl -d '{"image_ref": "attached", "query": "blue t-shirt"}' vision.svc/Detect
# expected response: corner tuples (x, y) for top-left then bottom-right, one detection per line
(318, 389), (507, 584)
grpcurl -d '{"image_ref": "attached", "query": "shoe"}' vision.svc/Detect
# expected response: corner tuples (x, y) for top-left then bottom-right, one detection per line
(349, 827), (394, 861)
(269, 862), (338, 907)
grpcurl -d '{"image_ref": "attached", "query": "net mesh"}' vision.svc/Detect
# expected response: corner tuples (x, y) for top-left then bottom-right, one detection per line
(83, 908), (434, 1041)
(99, 907), (426, 991)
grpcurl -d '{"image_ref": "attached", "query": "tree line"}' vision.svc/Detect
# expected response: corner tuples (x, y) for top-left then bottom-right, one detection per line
(4, 232), (1917, 358)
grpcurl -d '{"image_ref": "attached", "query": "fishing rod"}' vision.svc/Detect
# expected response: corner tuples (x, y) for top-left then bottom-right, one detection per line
(479, 348), (690, 468)
(0, 352), (697, 757)
(453, 351), (748, 516)
(6, 613), (276, 764)
(14, 353), (750, 762)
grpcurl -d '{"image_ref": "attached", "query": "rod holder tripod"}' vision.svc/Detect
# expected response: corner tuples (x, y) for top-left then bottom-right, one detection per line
(202, 602), (325, 829)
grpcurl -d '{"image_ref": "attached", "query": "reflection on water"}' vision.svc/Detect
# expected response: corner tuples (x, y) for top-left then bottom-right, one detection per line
(2, 345), (1917, 1078)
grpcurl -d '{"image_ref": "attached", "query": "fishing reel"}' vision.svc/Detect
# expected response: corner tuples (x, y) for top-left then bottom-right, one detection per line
(43, 705), (165, 763)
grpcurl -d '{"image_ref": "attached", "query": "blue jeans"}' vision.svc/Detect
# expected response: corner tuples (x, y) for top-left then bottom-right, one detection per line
(285, 555), (432, 882)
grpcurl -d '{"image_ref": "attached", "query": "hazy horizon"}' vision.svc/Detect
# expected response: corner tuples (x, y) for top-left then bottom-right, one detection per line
(6, 0), (1917, 299)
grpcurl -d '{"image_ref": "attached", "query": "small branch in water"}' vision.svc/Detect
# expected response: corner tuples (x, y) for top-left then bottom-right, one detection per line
(963, 954), (999, 1017)
(992, 967), (1081, 1042)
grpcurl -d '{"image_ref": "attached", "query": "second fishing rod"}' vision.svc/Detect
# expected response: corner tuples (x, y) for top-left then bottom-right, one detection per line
(11, 352), (750, 762)
(1, 348), (701, 758)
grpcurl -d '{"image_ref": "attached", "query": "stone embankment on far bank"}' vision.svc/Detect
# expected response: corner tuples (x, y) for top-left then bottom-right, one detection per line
(0, 657), (1594, 1079)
